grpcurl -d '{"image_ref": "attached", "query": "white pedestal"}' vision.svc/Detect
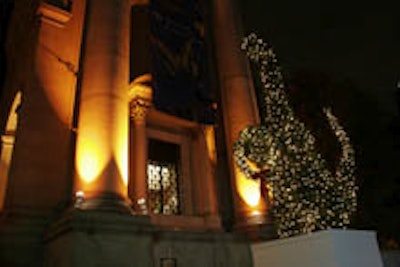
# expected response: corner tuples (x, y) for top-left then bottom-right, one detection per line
(251, 229), (383, 267)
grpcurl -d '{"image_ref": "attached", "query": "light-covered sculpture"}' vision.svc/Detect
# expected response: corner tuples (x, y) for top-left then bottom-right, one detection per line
(234, 33), (357, 238)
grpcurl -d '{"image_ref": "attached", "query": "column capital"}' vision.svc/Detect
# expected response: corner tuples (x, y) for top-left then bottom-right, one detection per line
(129, 74), (153, 121)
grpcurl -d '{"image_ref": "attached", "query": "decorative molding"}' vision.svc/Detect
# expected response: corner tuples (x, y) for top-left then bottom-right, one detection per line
(147, 109), (199, 133)
(37, 1), (72, 28)
(129, 74), (153, 121)
(130, 98), (152, 121)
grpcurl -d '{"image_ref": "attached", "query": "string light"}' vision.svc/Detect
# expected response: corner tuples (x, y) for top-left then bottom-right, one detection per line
(234, 33), (357, 238)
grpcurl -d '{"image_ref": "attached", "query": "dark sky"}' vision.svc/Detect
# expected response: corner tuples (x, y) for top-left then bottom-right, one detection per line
(239, 0), (400, 114)
(0, 1), (14, 97)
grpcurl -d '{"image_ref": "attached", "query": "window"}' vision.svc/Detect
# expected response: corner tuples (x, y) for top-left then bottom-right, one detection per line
(147, 139), (181, 215)
(128, 108), (221, 230)
(145, 117), (193, 217)
(147, 161), (180, 215)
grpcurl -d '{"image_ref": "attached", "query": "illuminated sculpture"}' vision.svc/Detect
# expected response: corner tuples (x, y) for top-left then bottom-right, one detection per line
(234, 33), (357, 238)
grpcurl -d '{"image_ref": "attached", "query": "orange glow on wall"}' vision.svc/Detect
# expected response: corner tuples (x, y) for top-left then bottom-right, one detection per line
(235, 165), (261, 207)
(36, 21), (81, 127)
(76, 128), (128, 188)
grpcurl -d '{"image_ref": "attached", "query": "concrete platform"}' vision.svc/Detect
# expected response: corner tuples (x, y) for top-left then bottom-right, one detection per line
(251, 229), (383, 267)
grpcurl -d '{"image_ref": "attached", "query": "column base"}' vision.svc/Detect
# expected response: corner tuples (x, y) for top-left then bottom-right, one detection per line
(74, 192), (133, 214)
(131, 197), (148, 215)
(44, 209), (154, 267)
(44, 208), (253, 267)
(234, 210), (277, 241)
(0, 208), (51, 266)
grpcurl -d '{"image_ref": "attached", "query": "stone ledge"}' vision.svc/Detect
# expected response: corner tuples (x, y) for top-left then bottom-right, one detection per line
(0, 211), (50, 267)
(44, 209), (153, 242)
(150, 214), (222, 232)
(153, 228), (249, 243)
(37, 1), (72, 28)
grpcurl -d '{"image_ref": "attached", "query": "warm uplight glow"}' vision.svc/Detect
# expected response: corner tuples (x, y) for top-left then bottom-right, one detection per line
(75, 96), (129, 192)
(76, 132), (107, 184)
(235, 166), (261, 207)
(76, 128), (129, 190)
(74, 190), (85, 208)
(251, 210), (261, 216)
(75, 190), (85, 198)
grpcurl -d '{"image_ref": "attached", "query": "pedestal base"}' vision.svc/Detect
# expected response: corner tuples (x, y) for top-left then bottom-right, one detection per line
(74, 192), (133, 214)
(251, 229), (383, 267)
(44, 209), (253, 267)
(234, 211), (276, 241)
(0, 209), (49, 267)
(44, 209), (153, 267)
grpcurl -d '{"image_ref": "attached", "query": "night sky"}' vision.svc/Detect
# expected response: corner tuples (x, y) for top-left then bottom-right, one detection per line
(0, 0), (14, 98)
(239, 0), (400, 113)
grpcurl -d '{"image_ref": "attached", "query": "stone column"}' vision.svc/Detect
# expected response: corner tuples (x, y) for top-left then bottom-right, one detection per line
(128, 75), (152, 214)
(74, 0), (131, 211)
(0, 135), (14, 210)
(212, 0), (270, 231)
